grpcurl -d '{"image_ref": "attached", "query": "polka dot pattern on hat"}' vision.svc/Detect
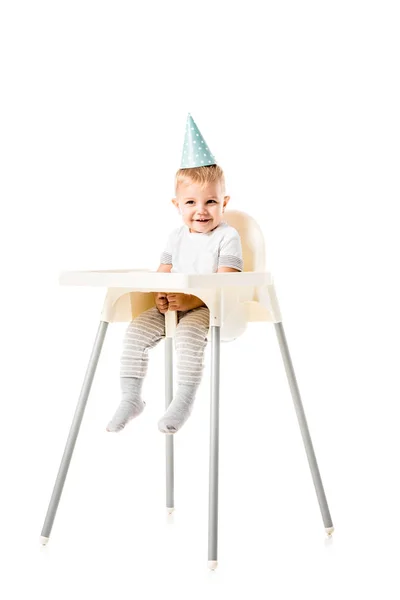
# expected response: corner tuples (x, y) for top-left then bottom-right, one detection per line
(180, 113), (217, 169)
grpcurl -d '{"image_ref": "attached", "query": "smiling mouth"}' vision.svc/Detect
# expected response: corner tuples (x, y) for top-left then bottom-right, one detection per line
(195, 219), (210, 222)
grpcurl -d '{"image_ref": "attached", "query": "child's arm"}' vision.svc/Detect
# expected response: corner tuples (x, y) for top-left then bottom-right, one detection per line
(217, 267), (241, 273)
(185, 295), (206, 310)
(157, 263), (172, 273)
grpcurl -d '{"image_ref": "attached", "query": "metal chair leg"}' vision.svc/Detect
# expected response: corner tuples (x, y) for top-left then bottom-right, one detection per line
(274, 321), (334, 534)
(165, 337), (174, 513)
(208, 325), (221, 569)
(40, 320), (109, 544)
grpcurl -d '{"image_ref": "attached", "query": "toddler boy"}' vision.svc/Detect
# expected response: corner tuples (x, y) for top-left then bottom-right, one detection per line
(107, 115), (243, 434)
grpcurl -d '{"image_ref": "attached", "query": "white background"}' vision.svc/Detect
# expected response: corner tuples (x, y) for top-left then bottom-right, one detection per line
(1, 1), (400, 598)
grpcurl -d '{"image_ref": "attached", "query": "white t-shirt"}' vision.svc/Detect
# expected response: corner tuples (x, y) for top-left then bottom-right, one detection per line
(160, 221), (243, 273)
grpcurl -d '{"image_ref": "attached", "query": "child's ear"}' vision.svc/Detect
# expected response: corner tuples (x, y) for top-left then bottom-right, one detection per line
(171, 198), (179, 209)
(222, 195), (230, 212)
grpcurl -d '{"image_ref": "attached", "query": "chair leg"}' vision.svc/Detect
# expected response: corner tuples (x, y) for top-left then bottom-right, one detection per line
(40, 320), (109, 545)
(208, 325), (221, 570)
(165, 337), (174, 513)
(274, 322), (334, 534)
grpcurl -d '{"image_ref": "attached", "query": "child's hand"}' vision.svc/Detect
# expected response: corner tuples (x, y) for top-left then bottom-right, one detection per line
(166, 293), (194, 312)
(154, 292), (169, 314)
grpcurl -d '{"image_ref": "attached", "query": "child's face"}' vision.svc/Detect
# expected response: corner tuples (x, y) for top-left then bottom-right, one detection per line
(172, 179), (230, 234)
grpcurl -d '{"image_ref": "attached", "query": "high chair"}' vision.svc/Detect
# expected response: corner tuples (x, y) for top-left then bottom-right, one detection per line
(40, 209), (334, 569)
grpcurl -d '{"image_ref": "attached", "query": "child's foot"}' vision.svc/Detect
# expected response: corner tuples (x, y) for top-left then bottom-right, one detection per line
(158, 385), (198, 434)
(106, 377), (144, 432)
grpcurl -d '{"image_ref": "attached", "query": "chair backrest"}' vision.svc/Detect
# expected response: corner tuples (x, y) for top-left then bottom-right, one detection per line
(223, 210), (266, 272)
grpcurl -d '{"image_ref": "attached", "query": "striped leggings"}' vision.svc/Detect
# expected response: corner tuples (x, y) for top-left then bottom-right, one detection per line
(120, 306), (210, 386)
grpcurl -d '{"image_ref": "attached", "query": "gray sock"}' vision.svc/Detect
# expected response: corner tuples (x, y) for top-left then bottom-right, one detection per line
(158, 385), (198, 434)
(106, 377), (145, 432)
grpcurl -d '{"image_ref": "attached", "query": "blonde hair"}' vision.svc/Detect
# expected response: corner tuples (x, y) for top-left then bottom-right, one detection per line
(175, 165), (226, 195)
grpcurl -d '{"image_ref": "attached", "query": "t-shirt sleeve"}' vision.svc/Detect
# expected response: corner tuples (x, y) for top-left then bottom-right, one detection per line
(217, 228), (244, 271)
(160, 229), (176, 265)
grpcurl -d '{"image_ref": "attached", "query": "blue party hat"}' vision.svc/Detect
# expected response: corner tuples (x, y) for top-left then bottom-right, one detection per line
(180, 113), (217, 169)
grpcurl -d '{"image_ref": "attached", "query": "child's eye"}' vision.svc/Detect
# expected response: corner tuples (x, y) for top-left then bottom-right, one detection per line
(185, 199), (216, 205)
